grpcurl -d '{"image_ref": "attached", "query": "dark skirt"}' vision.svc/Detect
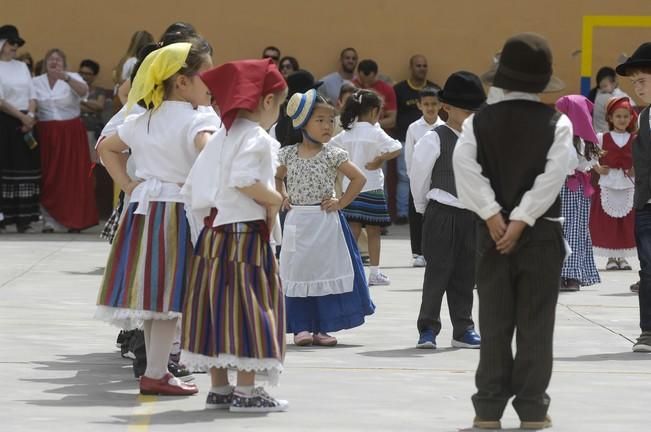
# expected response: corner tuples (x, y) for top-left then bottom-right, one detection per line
(0, 112), (40, 227)
(36, 117), (98, 230)
(342, 189), (392, 227)
(285, 212), (375, 333)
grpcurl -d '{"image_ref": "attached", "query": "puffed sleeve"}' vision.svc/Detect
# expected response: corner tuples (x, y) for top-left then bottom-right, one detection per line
(116, 113), (142, 148)
(328, 146), (349, 169)
(186, 109), (221, 145)
(228, 133), (270, 188)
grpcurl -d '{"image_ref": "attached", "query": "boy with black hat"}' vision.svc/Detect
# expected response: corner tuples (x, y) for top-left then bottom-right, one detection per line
(453, 33), (577, 429)
(410, 71), (485, 350)
(616, 42), (651, 353)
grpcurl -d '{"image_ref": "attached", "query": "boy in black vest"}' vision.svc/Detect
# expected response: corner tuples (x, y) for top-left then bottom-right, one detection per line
(410, 71), (486, 349)
(452, 34), (577, 429)
(616, 42), (651, 353)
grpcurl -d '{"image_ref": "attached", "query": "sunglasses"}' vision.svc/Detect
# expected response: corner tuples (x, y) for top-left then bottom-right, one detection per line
(7, 39), (21, 46)
(280, 63), (293, 70)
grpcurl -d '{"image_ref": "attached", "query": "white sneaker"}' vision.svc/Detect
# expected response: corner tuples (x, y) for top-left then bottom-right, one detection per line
(413, 255), (426, 267)
(368, 272), (391, 286)
(230, 387), (289, 413)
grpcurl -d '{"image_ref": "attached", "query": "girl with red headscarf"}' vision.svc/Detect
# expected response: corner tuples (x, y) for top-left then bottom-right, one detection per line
(181, 59), (290, 413)
(590, 96), (638, 270)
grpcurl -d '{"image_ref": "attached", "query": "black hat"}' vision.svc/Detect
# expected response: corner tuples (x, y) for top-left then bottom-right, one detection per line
(616, 42), (651, 76)
(0, 25), (25, 47)
(485, 33), (564, 93)
(437, 71), (486, 111)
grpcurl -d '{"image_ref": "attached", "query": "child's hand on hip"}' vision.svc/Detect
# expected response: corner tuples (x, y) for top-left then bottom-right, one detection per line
(321, 197), (340, 213)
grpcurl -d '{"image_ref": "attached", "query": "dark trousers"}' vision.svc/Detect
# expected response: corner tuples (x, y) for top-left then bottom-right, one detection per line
(472, 219), (564, 422)
(408, 192), (423, 256)
(635, 204), (651, 331)
(416, 201), (475, 338)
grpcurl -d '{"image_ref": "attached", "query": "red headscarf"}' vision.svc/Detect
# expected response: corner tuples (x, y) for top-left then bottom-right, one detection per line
(606, 96), (638, 132)
(199, 59), (287, 130)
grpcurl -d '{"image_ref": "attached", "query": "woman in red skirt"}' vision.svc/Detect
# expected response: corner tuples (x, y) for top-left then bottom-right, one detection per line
(33, 48), (98, 232)
(590, 96), (637, 270)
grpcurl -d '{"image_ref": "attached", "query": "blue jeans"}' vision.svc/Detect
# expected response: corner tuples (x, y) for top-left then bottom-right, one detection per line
(396, 143), (409, 218)
(635, 204), (651, 331)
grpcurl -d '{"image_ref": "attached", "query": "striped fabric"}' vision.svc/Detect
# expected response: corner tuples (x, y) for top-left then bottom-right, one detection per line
(560, 182), (601, 286)
(181, 221), (285, 377)
(96, 202), (192, 323)
(342, 189), (391, 226)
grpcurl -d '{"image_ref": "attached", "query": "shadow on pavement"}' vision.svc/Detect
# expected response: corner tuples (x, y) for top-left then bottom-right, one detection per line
(63, 266), (105, 276)
(555, 351), (649, 362)
(358, 347), (459, 358)
(286, 343), (363, 353)
(101, 409), (267, 427)
(20, 352), (141, 408)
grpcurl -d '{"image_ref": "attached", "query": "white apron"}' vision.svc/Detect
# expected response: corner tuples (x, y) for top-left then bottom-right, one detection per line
(599, 169), (634, 218)
(280, 206), (354, 297)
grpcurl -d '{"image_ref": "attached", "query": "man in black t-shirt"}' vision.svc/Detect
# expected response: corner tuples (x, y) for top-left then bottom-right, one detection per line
(393, 55), (438, 224)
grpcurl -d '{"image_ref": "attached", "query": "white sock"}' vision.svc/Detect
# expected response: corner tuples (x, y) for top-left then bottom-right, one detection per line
(235, 385), (254, 396)
(210, 385), (233, 395)
(370, 266), (380, 276)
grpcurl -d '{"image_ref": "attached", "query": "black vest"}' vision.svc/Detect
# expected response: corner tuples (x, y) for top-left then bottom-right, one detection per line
(633, 107), (651, 209)
(473, 100), (561, 219)
(429, 125), (459, 197)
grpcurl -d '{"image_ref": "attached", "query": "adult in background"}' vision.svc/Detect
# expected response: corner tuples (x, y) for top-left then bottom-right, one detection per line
(394, 55), (438, 225)
(79, 59), (107, 158)
(353, 59), (398, 219)
(320, 47), (358, 104)
(112, 30), (154, 105)
(33, 48), (98, 232)
(17, 52), (34, 75)
(0, 24), (40, 233)
(279, 56), (299, 78)
(262, 46), (281, 66)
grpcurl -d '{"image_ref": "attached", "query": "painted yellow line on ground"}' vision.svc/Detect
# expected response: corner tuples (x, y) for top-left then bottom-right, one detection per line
(126, 394), (157, 432)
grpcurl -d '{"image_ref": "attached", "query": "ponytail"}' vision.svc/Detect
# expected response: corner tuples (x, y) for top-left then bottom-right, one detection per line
(340, 89), (382, 130)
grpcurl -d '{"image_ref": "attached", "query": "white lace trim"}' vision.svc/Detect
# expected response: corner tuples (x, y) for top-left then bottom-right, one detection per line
(283, 274), (355, 297)
(601, 187), (634, 218)
(181, 351), (282, 386)
(94, 306), (181, 329)
(593, 246), (638, 258)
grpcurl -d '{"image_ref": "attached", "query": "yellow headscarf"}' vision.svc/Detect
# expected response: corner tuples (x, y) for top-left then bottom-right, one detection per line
(126, 42), (192, 112)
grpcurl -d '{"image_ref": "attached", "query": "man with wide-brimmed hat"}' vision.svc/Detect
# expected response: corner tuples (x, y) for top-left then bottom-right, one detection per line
(453, 33), (578, 430)
(616, 41), (651, 353)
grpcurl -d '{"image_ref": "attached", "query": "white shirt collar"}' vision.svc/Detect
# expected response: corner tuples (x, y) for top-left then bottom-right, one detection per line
(487, 86), (541, 105)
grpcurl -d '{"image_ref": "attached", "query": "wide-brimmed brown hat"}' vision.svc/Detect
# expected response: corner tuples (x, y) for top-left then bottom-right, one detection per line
(482, 33), (564, 93)
(616, 42), (651, 76)
(0, 25), (25, 47)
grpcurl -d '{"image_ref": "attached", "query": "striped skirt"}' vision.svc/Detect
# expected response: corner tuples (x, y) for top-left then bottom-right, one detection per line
(95, 201), (192, 328)
(181, 221), (285, 385)
(342, 189), (391, 226)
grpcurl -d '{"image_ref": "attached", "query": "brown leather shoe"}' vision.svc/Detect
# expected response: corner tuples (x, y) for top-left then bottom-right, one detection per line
(139, 372), (198, 396)
(520, 415), (552, 429)
(472, 416), (501, 429)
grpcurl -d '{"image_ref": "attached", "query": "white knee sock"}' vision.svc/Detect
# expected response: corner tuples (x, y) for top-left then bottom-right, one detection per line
(144, 318), (178, 379)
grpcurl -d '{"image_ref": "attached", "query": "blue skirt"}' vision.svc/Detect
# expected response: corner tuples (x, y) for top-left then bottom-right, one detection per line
(285, 212), (375, 333)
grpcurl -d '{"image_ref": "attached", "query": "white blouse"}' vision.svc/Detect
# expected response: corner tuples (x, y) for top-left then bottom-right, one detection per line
(0, 59), (36, 111)
(329, 121), (402, 192)
(117, 101), (220, 214)
(33, 72), (86, 121)
(184, 118), (279, 229)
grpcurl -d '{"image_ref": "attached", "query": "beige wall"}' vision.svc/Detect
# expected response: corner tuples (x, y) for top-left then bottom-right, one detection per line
(6, 1), (651, 102)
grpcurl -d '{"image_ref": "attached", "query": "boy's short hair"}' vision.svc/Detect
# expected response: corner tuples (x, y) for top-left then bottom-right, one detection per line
(358, 59), (378, 75)
(80, 59), (100, 75)
(419, 86), (441, 100)
(338, 82), (357, 100)
(626, 66), (651, 75)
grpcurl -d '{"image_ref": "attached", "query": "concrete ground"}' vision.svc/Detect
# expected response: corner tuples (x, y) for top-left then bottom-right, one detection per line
(0, 224), (648, 432)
